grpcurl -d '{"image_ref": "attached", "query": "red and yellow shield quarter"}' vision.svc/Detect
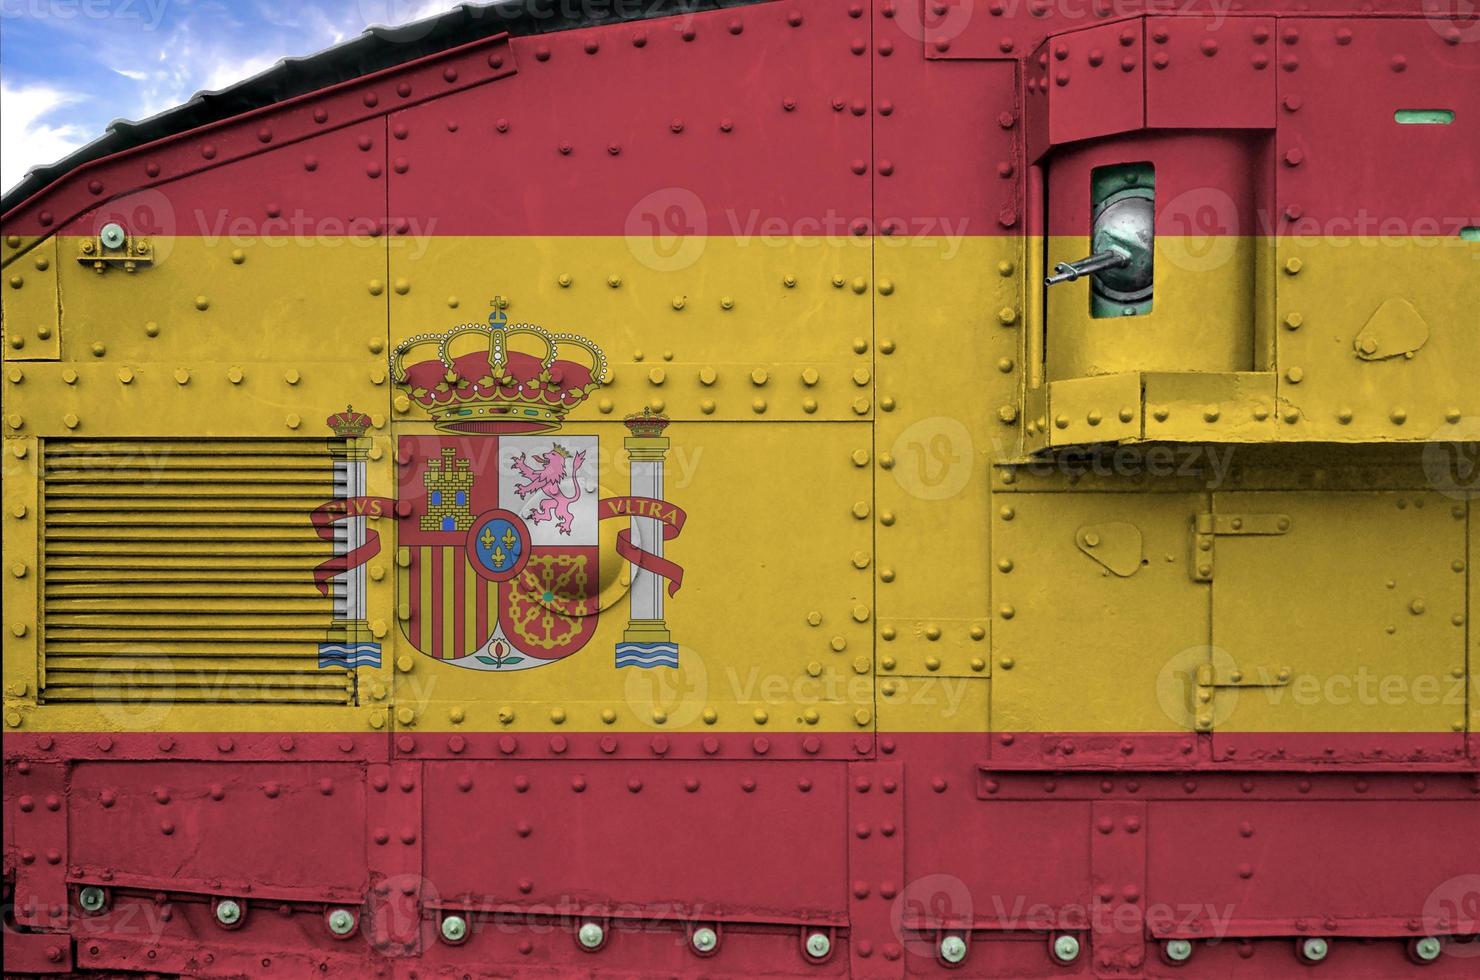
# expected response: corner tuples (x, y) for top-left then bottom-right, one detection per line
(397, 435), (598, 671)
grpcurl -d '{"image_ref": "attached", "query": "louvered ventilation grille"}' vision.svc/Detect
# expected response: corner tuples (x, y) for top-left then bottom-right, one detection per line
(40, 440), (354, 705)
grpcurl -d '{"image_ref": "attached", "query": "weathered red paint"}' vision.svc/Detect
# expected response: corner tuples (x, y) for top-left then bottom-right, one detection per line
(6, 731), (1478, 977)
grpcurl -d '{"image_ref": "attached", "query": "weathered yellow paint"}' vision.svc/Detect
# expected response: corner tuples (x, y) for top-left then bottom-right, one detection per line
(1141, 371), (1277, 442)
(874, 237), (1016, 680)
(2, 437), (40, 726)
(1028, 234), (1477, 446)
(54, 235), (388, 366)
(390, 419), (872, 733)
(991, 491), (1210, 735)
(440, 546), (456, 661)
(2, 361), (390, 438)
(1209, 491), (1466, 734)
(1275, 236), (1479, 439)
(1046, 235), (1260, 380)
(1044, 373), (1142, 446)
(2, 237), (60, 361)
(1471, 513), (1479, 739)
(3, 225), (1474, 742)
(389, 236), (874, 424)
(875, 675), (990, 734)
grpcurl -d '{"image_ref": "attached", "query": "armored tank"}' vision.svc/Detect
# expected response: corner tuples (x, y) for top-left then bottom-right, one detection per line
(2, 1), (1477, 976)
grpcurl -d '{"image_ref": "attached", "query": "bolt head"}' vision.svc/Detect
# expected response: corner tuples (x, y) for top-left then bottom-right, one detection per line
(215, 899), (242, 926)
(692, 926), (718, 953)
(99, 223), (126, 249)
(440, 915), (467, 942)
(940, 934), (968, 963)
(578, 921), (604, 949)
(1052, 934), (1081, 962)
(1165, 938), (1193, 962)
(1301, 937), (1328, 962)
(1414, 937), (1442, 962)
(327, 908), (356, 935)
(806, 932), (831, 958)
(78, 886), (107, 913)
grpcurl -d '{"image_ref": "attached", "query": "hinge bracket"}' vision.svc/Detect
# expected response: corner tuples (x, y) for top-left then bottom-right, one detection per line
(77, 225), (154, 273)
(1190, 512), (1291, 582)
(1193, 661), (1293, 731)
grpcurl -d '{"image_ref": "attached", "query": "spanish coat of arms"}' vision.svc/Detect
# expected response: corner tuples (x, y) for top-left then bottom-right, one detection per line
(309, 300), (686, 673)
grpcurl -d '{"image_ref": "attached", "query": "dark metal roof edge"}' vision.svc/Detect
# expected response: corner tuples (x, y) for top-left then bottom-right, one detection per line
(2, 0), (763, 214)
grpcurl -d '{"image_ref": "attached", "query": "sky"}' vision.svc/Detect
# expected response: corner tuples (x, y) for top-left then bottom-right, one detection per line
(0, 0), (456, 195)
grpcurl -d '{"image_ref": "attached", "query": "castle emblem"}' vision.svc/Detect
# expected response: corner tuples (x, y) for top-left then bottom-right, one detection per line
(421, 448), (474, 531)
(361, 300), (689, 672)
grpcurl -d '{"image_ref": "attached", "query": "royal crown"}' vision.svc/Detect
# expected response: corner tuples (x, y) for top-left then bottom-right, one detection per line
(390, 300), (607, 434)
(326, 405), (372, 437)
(623, 407), (671, 438)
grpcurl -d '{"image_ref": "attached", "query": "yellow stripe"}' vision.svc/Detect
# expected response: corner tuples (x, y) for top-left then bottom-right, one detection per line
(487, 579), (497, 641)
(418, 546), (432, 655)
(464, 555), (478, 656)
(441, 548), (455, 660)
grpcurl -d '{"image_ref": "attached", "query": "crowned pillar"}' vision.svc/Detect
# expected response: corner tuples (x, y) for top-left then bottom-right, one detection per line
(615, 409), (679, 668)
(320, 407), (379, 668)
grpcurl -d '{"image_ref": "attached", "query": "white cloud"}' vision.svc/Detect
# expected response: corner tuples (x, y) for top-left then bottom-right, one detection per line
(0, 0), (466, 198)
(0, 80), (91, 196)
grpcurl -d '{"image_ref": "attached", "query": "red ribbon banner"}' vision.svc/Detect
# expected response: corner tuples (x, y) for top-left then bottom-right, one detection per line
(598, 496), (688, 596)
(309, 496), (397, 595)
